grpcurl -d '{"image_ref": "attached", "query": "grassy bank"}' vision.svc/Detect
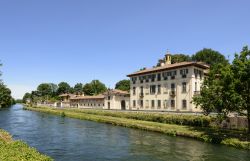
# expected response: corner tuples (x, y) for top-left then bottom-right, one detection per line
(0, 129), (52, 161)
(24, 106), (250, 150)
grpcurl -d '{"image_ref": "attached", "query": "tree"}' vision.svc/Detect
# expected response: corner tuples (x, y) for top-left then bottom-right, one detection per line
(171, 54), (191, 64)
(37, 83), (53, 96)
(192, 48), (228, 67)
(83, 80), (107, 96)
(156, 54), (191, 67)
(57, 82), (71, 95)
(115, 79), (130, 91)
(232, 46), (250, 133)
(193, 46), (250, 133)
(73, 83), (83, 95)
(0, 62), (13, 108)
(192, 64), (239, 116)
(0, 84), (13, 108)
(23, 92), (31, 103)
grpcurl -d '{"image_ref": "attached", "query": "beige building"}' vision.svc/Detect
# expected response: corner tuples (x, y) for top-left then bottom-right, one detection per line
(70, 95), (105, 109)
(59, 94), (77, 108)
(58, 89), (129, 110)
(127, 54), (209, 112)
(103, 89), (130, 110)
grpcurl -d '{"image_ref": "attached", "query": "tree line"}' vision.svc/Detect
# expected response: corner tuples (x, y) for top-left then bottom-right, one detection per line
(0, 62), (15, 108)
(23, 79), (130, 103)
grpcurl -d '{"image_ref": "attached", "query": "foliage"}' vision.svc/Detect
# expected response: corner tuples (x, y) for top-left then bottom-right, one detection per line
(192, 48), (228, 67)
(73, 83), (83, 94)
(57, 82), (70, 95)
(0, 84), (13, 108)
(171, 54), (191, 64)
(83, 80), (107, 95)
(156, 54), (191, 66)
(23, 92), (31, 103)
(115, 79), (130, 91)
(0, 129), (52, 161)
(193, 46), (250, 133)
(0, 62), (14, 108)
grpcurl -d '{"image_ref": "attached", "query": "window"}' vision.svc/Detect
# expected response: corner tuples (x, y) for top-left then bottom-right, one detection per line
(140, 100), (143, 108)
(151, 100), (155, 109)
(182, 100), (187, 109)
(150, 85), (156, 94)
(133, 87), (136, 95)
(157, 73), (161, 81)
(157, 85), (161, 94)
(140, 86), (143, 95)
(171, 100), (175, 108)
(151, 74), (156, 82)
(157, 100), (161, 109)
(108, 96), (111, 100)
(182, 82), (187, 93)
(132, 77), (137, 84)
(195, 82), (197, 91)
(171, 83), (175, 90)
(162, 72), (168, 80)
(133, 100), (136, 107)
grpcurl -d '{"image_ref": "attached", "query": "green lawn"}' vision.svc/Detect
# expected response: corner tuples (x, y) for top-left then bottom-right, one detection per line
(24, 106), (250, 150)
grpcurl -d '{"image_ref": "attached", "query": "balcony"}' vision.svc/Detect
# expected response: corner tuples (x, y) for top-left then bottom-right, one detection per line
(194, 91), (200, 95)
(139, 93), (144, 98)
(169, 91), (176, 97)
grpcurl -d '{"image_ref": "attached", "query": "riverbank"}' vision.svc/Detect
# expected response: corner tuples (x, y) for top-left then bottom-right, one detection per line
(24, 106), (250, 150)
(0, 129), (52, 161)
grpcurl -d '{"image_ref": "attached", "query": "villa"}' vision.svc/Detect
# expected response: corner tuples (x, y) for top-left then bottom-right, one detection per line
(127, 53), (209, 112)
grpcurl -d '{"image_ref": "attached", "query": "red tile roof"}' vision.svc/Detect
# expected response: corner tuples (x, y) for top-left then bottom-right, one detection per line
(127, 61), (209, 77)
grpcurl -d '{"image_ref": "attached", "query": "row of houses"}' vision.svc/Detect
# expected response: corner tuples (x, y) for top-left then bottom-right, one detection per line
(38, 53), (209, 112)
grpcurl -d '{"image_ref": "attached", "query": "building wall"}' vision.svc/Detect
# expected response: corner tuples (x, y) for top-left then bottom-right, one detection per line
(70, 99), (104, 109)
(103, 95), (130, 110)
(129, 66), (204, 112)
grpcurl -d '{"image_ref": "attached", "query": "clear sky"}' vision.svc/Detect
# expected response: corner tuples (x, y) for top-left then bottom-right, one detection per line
(0, 0), (249, 99)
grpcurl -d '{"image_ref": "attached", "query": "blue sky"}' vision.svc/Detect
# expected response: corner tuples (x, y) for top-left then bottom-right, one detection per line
(0, 0), (249, 99)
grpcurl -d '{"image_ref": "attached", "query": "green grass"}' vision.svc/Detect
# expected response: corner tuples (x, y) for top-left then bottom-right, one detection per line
(24, 106), (250, 150)
(0, 129), (53, 161)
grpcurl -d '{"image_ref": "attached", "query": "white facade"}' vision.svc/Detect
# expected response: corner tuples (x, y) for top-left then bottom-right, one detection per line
(127, 60), (209, 112)
(103, 89), (130, 110)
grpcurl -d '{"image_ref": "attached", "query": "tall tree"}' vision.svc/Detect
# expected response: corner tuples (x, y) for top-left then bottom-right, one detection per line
(37, 83), (53, 96)
(22, 92), (31, 103)
(0, 62), (13, 107)
(83, 80), (107, 95)
(57, 82), (71, 95)
(192, 48), (228, 67)
(193, 46), (250, 133)
(73, 83), (83, 94)
(115, 79), (130, 91)
(0, 84), (13, 108)
(232, 46), (250, 133)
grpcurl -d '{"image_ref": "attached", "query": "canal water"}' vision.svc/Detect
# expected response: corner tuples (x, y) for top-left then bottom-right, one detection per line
(0, 104), (249, 161)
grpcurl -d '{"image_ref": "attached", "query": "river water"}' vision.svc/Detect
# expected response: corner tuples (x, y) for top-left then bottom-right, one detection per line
(0, 104), (249, 161)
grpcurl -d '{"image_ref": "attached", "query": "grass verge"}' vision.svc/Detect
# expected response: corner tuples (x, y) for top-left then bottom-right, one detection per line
(0, 129), (53, 161)
(24, 106), (250, 150)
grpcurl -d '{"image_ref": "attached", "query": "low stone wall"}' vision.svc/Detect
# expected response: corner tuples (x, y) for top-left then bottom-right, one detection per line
(221, 116), (248, 130)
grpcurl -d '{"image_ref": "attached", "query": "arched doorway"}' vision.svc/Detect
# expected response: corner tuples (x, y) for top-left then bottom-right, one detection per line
(121, 100), (126, 110)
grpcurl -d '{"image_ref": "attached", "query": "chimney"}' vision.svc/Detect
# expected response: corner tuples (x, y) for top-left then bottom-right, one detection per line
(165, 51), (171, 65)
